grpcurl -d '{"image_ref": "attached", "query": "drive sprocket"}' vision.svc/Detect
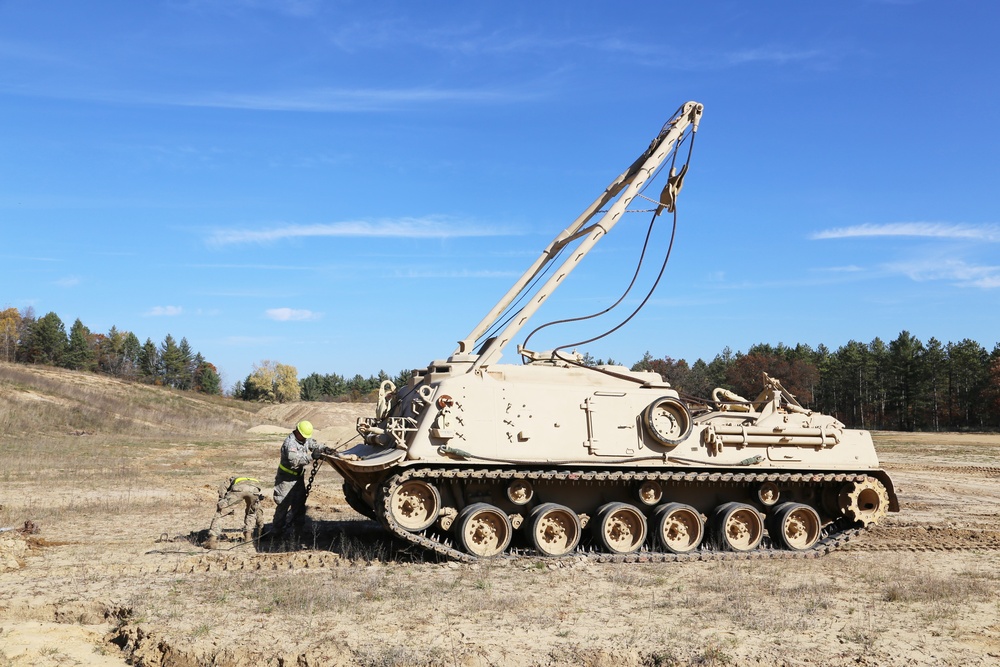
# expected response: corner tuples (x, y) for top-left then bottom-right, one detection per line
(839, 478), (890, 526)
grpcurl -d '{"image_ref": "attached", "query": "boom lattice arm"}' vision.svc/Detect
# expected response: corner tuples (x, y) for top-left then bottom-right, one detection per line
(454, 101), (703, 371)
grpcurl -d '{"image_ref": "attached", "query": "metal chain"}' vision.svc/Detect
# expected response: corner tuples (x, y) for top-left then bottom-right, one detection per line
(304, 459), (320, 500)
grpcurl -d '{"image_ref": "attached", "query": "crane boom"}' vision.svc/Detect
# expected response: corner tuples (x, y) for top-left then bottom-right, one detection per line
(453, 101), (703, 370)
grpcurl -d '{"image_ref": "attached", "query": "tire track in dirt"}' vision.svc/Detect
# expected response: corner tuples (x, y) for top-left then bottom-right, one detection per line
(882, 463), (1000, 477)
(843, 523), (1000, 552)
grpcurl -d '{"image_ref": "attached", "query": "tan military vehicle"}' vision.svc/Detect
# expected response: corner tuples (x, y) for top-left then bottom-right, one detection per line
(324, 102), (898, 561)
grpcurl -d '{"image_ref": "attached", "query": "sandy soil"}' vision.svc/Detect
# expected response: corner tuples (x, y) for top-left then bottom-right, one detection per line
(1, 402), (999, 666)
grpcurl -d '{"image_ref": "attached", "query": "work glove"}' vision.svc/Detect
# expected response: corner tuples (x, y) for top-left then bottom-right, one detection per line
(311, 446), (333, 459)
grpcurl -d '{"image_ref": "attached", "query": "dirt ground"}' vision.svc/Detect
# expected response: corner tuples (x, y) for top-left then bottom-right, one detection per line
(1, 400), (999, 666)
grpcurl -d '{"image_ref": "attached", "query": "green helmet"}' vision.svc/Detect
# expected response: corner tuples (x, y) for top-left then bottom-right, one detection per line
(296, 420), (313, 438)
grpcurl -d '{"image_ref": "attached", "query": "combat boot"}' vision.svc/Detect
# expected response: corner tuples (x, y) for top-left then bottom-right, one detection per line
(243, 531), (253, 543)
(203, 535), (219, 550)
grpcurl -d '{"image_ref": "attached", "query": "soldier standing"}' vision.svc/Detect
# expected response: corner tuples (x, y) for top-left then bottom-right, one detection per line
(205, 476), (264, 548)
(272, 420), (326, 540)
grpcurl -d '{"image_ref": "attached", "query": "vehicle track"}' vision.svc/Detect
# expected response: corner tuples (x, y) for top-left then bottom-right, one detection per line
(377, 466), (881, 563)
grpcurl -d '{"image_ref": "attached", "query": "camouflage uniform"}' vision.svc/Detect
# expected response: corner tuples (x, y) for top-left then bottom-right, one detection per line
(272, 430), (320, 538)
(208, 476), (264, 543)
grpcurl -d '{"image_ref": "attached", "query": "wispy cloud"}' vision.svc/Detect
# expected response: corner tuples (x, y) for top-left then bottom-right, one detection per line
(0, 39), (80, 67)
(725, 47), (825, 66)
(884, 258), (1000, 289)
(188, 263), (313, 271)
(393, 269), (520, 279)
(53, 276), (80, 287)
(812, 222), (1000, 241)
(209, 218), (515, 245)
(813, 265), (864, 273)
(4, 254), (60, 262)
(265, 307), (319, 321)
(172, 86), (532, 112)
(177, 0), (321, 18)
(233, 0), (319, 17)
(0, 81), (535, 112)
(323, 21), (831, 71)
(224, 335), (278, 346)
(146, 305), (183, 316)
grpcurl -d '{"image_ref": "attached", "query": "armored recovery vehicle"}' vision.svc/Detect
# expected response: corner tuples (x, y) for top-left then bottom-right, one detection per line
(324, 101), (898, 561)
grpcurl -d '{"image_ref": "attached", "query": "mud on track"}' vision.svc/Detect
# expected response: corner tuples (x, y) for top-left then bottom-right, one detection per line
(2, 426), (999, 667)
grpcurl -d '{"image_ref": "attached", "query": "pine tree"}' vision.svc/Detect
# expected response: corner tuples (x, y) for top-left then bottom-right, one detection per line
(22, 312), (68, 366)
(194, 360), (222, 395)
(160, 334), (185, 388)
(64, 318), (96, 371)
(138, 337), (160, 382)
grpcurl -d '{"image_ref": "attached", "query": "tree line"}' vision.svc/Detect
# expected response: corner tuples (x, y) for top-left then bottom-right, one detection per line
(629, 331), (1000, 431)
(231, 367), (409, 403)
(296, 369), (411, 402)
(0, 307), (221, 394)
(11, 301), (996, 432)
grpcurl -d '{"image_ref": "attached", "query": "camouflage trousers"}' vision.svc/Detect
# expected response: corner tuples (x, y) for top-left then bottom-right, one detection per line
(208, 482), (264, 540)
(272, 470), (306, 538)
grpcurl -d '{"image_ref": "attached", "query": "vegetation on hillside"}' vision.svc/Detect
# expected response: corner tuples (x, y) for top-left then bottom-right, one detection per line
(0, 306), (221, 394)
(0, 362), (262, 438)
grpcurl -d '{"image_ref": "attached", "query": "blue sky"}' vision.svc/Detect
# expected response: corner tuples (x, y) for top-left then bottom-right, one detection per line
(2, 0), (998, 389)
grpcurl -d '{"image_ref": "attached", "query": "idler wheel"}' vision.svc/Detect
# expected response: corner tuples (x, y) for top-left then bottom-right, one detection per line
(839, 478), (890, 526)
(388, 479), (441, 532)
(652, 502), (704, 554)
(455, 503), (512, 558)
(527, 503), (581, 557)
(711, 502), (764, 552)
(769, 502), (822, 551)
(593, 502), (647, 555)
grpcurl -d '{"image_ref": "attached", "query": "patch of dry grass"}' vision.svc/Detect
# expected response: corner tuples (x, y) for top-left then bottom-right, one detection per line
(0, 362), (265, 438)
(354, 644), (447, 667)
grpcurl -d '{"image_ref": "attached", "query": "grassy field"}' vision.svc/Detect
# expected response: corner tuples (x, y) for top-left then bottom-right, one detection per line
(1, 362), (998, 666)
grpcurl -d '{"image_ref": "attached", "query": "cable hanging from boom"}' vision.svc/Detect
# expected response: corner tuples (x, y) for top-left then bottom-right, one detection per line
(521, 124), (698, 373)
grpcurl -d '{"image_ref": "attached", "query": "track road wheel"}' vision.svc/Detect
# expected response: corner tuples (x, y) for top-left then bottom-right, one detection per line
(527, 503), (581, 557)
(839, 478), (890, 526)
(769, 502), (821, 551)
(593, 502), (647, 555)
(711, 502), (764, 552)
(652, 502), (704, 554)
(455, 503), (512, 558)
(388, 479), (441, 532)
